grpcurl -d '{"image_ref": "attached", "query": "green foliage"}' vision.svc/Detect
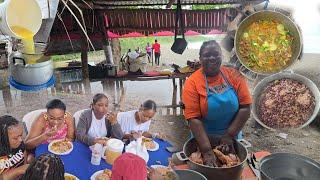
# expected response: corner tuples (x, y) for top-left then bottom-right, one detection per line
(51, 35), (216, 62)
(191, 4), (232, 10)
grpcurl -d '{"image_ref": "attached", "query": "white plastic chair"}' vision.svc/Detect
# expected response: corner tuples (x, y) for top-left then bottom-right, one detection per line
(22, 109), (46, 134)
(73, 109), (89, 127)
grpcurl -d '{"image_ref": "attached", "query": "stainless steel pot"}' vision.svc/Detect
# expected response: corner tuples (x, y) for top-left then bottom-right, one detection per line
(234, 10), (302, 75)
(9, 43), (53, 86)
(176, 135), (250, 180)
(250, 153), (320, 180)
(252, 71), (320, 130)
(174, 169), (207, 180)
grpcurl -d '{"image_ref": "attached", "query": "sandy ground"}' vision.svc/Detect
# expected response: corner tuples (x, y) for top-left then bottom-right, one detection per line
(0, 43), (319, 162)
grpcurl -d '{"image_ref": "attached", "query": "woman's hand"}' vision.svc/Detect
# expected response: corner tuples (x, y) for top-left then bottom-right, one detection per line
(131, 131), (142, 139)
(44, 125), (58, 138)
(93, 138), (108, 146)
(218, 134), (235, 154)
(106, 112), (118, 125)
(202, 151), (218, 167)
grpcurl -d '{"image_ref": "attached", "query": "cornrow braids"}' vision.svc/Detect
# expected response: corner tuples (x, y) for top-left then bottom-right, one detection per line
(0, 115), (20, 156)
(21, 153), (65, 180)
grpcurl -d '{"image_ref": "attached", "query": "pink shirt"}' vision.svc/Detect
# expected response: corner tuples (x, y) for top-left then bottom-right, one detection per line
(43, 122), (68, 144)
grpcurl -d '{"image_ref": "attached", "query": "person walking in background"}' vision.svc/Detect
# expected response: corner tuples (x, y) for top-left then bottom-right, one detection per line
(146, 42), (152, 63)
(152, 40), (161, 67)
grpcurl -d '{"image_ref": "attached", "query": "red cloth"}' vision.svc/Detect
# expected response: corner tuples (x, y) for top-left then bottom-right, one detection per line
(144, 71), (161, 77)
(111, 153), (147, 180)
(152, 42), (161, 53)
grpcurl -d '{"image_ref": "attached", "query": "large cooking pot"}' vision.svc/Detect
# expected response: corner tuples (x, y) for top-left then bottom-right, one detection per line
(9, 43), (53, 86)
(252, 71), (320, 130)
(174, 169), (207, 180)
(251, 153), (320, 180)
(234, 10), (302, 75)
(176, 135), (250, 180)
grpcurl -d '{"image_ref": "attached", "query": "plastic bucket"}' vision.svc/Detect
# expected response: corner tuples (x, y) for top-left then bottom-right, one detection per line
(0, 0), (42, 37)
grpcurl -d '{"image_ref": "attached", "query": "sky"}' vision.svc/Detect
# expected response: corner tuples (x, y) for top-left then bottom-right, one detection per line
(269, 0), (320, 53)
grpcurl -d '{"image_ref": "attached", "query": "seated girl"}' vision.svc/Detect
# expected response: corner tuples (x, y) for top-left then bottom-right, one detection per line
(0, 115), (30, 180)
(21, 153), (64, 180)
(25, 99), (75, 149)
(76, 93), (123, 146)
(117, 100), (160, 139)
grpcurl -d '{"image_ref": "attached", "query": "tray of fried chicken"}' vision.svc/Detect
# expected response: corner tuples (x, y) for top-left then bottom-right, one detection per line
(189, 145), (241, 167)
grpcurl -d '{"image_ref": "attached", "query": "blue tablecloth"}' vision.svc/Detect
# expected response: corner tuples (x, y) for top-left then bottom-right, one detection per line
(35, 139), (172, 179)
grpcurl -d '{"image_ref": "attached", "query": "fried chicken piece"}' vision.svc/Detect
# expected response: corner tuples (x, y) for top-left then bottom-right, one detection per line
(213, 149), (233, 166)
(189, 151), (203, 164)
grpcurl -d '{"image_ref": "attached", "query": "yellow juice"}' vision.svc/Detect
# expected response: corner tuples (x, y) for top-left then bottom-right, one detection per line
(10, 26), (37, 64)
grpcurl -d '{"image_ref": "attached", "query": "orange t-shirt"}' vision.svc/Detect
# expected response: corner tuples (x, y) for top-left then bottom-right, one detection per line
(182, 66), (252, 120)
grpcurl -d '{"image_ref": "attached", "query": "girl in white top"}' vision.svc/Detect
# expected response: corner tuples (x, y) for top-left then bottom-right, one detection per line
(117, 100), (158, 139)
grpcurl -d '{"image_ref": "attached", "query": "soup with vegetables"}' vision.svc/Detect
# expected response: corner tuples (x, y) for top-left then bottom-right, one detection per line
(238, 20), (294, 73)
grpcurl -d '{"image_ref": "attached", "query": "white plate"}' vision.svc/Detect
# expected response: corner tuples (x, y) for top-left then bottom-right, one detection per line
(150, 165), (167, 169)
(90, 169), (111, 180)
(150, 165), (172, 175)
(48, 139), (73, 155)
(146, 140), (159, 152)
(64, 173), (79, 180)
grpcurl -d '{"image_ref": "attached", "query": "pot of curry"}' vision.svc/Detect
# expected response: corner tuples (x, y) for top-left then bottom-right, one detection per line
(234, 10), (302, 75)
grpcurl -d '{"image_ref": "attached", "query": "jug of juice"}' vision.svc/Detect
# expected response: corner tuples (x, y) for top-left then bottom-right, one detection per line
(105, 138), (124, 165)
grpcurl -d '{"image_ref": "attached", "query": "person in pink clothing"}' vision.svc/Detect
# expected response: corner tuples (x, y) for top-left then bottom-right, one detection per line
(146, 42), (152, 63)
(25, 99), (75, 150)
(111, 153), (179, 180)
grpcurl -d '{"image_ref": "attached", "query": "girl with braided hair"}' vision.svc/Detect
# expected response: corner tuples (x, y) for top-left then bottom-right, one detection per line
(21, 153), (64, 180)
(0, 115), (29, 180)
(25, 99), (75, 149)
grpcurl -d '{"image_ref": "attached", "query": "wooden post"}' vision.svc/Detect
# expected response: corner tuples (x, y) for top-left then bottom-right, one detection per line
(2, 87), (12, 113)
(54, 71), (63, 92)
(80, 33), (89, 80)
(172, 82), (177, 116)
(83, 78), (91, 94)
(179, 78), (183, 102)
(98, 11), (111, 63)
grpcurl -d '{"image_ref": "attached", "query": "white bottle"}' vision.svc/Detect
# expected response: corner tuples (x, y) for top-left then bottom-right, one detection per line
(91, 143), (103, 165)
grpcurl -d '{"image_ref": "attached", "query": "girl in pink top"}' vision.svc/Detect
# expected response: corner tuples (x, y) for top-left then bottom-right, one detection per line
(25, 99), (75, 149)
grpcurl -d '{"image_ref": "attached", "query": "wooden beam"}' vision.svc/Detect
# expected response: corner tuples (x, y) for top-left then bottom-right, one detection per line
(80, 33), (89, 80)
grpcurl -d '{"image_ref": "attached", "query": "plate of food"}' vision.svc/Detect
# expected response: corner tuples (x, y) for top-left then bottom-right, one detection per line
(64, 173), (79, 180)
(150, 165), (173, 176)
(142, 137), (159, 151)
(90, 169), (112, 180)
(48, 139), (73, 155)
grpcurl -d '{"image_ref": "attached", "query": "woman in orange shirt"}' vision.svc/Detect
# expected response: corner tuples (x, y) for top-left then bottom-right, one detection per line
(182, 40), (252, 166)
